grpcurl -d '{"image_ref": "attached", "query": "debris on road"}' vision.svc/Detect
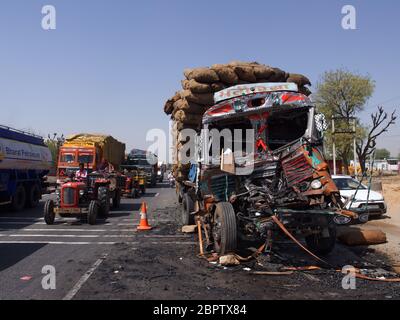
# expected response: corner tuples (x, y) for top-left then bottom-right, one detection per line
(181, 225), (197, 233)
(219, 254), (240, 266)
(253, 271), (294, 276)
(338, 229), (387, 246)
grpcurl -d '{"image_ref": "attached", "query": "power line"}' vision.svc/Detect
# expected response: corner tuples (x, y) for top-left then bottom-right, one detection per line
(365, 95), (400, 110)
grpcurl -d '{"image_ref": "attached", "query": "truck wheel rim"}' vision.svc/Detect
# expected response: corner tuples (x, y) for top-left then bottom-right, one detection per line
(212, 215), (222, 248)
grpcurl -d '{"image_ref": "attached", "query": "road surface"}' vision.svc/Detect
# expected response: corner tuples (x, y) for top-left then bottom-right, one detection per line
(0, 181), (399, 300)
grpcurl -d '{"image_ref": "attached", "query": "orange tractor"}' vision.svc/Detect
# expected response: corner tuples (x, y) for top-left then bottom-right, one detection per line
(45, 134), (126, 225)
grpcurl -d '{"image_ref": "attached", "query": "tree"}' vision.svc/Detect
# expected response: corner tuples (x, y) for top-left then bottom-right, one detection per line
(356, 107), (397, 173)
(315, 69), (375, 173)
(375, 148), (391, 160)
(45, 133), (65, 170)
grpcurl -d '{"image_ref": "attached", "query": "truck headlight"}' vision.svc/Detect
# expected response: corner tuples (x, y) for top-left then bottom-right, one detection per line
(79, 190), (85, 196)
(310, 179), (322, 190)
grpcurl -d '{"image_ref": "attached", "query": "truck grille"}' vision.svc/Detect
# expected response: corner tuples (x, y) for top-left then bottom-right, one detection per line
(281, 153), (313, 187)
(62, 187), (75, 205)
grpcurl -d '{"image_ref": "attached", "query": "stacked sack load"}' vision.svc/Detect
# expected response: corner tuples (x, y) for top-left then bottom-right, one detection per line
(164, 61), (312, 181)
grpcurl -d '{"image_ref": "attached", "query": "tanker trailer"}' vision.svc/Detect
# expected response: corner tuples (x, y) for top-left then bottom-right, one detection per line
(0, 125), (52, 211)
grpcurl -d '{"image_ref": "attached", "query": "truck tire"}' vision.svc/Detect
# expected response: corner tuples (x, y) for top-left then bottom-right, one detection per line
(11, 184), (26, 212)
(305, 225), (337, 256)
(212, 202), (237, 255)
(87, 200), (99, 225)
(112, 189), (121, 209)
(98, 187), (110, 218)
(176, 186), (183, 204)
(44, 200), (55, 225)
(27, 184), (41, 208)
(181, 193), (195, 225)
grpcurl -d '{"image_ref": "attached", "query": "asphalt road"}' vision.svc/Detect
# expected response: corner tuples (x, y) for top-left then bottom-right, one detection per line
(0, 182), (189, 300)
(1, 181), (399, 300)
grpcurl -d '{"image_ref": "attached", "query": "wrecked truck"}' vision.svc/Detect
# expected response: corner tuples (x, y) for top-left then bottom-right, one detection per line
(179, 83), (356, 256)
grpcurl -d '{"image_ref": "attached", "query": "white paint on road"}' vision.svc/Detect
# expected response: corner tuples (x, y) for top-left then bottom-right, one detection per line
(63, 254), (108, 300)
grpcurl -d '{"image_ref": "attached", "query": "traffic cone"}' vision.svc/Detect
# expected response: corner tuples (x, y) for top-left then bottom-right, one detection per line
(137, 202), (152, 231)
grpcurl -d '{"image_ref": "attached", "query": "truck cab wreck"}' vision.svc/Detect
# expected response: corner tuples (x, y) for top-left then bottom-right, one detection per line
(183, 83), (356, 256)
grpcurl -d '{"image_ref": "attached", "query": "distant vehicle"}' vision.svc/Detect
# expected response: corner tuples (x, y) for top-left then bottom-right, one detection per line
(387, 159), (399, 172)
(157, 161), (166, 182)
(0, 125), (52, 211)
(124, 149), (158, 187)
(332, 175), (387, 223)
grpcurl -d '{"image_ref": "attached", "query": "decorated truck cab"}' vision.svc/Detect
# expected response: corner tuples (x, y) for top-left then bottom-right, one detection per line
(180, 83), (356, 255)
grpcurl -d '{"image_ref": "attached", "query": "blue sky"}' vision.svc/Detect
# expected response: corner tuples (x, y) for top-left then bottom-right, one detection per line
(1, 0), (399, 158)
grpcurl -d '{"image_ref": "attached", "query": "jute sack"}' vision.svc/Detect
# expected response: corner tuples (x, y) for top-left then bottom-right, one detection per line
(185, 68), (220, 83)
(253, 65), (275, 80)
(338, 229), (387, 246)
(210, 82), (226, 92)
(173, 98), (207, 115)
(164, 91), (180, 115)
(176, 121), (199, 131)
(233, 66), (257, 82)
(269, 68), (288, 82)
(228, 60), (260, 67)
(180, 90), (215, 106)
(187, 79), (212, 94)
(286, 73), (312, 87)
(211, 65), (239, 85)
(174, 110), (202, 125)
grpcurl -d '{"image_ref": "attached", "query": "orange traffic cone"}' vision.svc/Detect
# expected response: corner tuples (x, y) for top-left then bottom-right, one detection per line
(137, 202), (152, 231)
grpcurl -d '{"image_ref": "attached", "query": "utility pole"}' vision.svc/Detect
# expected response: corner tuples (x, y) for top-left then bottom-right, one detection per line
(331, 116), (357, 176)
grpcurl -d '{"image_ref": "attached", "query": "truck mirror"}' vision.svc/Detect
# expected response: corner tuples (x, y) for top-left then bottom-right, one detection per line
(315, 113), (328, 132)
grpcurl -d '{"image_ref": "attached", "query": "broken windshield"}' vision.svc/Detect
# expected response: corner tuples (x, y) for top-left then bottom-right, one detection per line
(266, 108), (309, 150)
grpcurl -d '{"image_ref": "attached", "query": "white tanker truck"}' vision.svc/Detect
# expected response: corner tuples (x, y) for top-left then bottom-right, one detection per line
(0, 125), (52, 211)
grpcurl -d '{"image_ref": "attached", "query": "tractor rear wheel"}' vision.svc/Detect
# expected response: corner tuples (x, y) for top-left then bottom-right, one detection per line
(44, 200), (55, 225)
(87, 200), (99, 225)
(212, 202), (237, 255)
(98, 187), (110, 218)
(11, 184), (26, 212)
